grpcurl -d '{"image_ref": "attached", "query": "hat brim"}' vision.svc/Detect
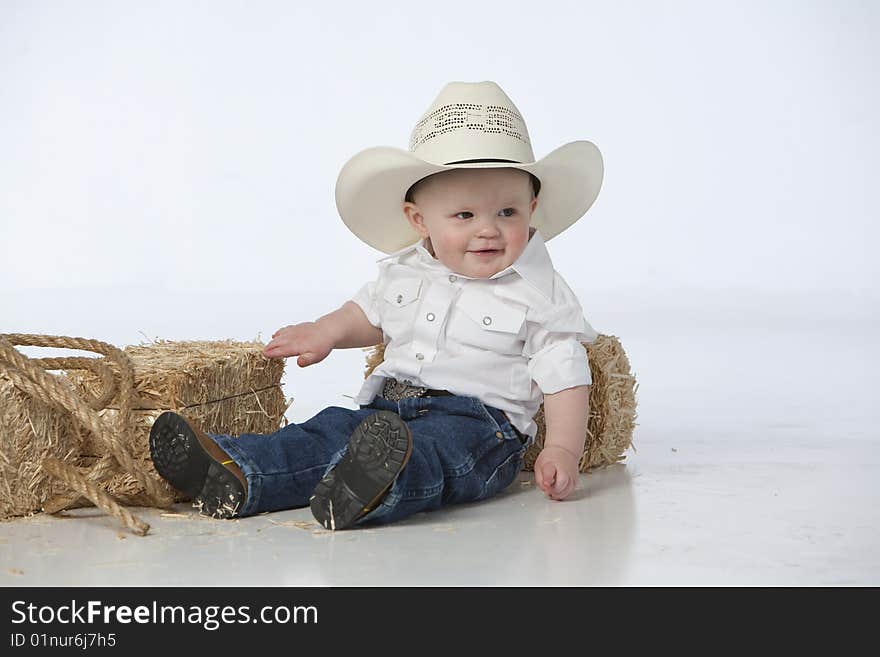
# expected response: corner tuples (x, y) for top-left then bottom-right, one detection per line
(335, 140), (603, 253)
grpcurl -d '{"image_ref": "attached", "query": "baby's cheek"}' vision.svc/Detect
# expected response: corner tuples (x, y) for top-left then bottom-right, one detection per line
(434, 234), (463, 259)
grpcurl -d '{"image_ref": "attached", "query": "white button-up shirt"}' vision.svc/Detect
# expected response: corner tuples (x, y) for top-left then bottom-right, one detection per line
(350, 230), (598, 438)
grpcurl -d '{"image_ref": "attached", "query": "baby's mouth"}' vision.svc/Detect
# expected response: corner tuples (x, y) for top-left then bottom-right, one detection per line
(468, 248), (503, 257)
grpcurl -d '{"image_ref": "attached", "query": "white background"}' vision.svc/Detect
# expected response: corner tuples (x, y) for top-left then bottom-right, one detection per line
(1, 1), (879, 586)
(2, 0), (877, 420)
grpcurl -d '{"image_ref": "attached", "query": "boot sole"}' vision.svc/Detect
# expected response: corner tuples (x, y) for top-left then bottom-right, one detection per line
(310, 410), (413, 530)
(149, 411), (245, 519)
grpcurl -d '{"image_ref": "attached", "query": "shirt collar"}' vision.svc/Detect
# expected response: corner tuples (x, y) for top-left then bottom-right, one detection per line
(377, 230), (555, 298)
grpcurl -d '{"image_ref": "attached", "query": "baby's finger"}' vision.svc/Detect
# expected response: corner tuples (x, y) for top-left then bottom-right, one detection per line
(535, 462), (548, 490)
(539, 462), (556, 493)
(534, 468), (545, 491)
(551, 470), (570, 496)
(555, 475), (578, 500)
(266, 340), (301, 356)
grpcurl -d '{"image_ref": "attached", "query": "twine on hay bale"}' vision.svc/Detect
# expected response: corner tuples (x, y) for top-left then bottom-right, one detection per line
(363, 334), (638, 472)
(67, 339), (290, 466)
(0, 334), (289, 535)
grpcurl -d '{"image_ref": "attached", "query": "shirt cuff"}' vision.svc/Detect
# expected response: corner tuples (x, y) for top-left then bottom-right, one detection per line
(528, 338), (592, 394)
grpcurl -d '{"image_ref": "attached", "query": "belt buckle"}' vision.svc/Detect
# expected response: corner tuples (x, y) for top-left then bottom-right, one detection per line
(382, 378), (428, 402)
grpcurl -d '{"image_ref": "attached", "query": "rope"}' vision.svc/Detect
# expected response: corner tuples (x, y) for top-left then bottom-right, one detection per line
(30, 357), (118, 410)
(42, 457), (150, 536)
(42, 454), (117, 514)
(0, 334), (176, 535)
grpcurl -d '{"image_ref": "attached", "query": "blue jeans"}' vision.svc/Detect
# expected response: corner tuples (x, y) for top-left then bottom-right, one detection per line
(207, 395), (531, 527)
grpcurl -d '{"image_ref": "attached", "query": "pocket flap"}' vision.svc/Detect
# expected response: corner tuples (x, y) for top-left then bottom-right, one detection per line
(457, 288), (526, 334)
(382, 276), (423, 307)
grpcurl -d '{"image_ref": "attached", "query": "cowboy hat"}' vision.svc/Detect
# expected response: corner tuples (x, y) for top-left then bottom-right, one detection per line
(335, 80), (603, 253)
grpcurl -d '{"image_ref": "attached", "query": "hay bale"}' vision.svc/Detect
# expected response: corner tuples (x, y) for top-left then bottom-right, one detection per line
(364, 334), (638, 472)
(0, 375), (84, 519)
(70, 340), (288, 458)
(0, 338), (290, 520)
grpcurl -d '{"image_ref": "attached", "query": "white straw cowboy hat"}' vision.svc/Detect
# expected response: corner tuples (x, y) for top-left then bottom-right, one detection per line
(334, 80), (604, 254)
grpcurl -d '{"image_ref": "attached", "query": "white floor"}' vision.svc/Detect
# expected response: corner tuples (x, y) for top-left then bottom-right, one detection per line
(1, 288), (878, 586)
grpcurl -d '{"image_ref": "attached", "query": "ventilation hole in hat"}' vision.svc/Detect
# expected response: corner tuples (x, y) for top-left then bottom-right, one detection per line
(409, 102), (530, 152)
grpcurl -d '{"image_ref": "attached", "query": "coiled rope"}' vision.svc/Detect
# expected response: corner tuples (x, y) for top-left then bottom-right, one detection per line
(0, 334), (176, 535)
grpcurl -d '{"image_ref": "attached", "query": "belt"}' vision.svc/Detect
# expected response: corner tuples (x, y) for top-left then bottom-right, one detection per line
(380, 378), (454, 401)
(380, 378), (528, 445)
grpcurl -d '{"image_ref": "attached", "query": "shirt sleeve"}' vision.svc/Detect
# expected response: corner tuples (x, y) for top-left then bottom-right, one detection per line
(350, 278), (381, 328)
(524, 273), (597, 394)
(526, 329), (592, 393)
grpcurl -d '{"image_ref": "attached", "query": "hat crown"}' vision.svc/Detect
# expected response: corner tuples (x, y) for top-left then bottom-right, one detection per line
(408, 81), (536, 166)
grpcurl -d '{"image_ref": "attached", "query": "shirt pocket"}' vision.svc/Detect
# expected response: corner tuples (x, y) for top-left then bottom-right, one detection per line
(451, 287), (526, 355)
(381, 276), (423, 343)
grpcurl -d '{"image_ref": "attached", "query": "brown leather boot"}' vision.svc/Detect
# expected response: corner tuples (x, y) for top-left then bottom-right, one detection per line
(149, 411), (247, 518)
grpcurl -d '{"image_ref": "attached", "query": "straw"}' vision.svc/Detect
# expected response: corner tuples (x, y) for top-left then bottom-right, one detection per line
(0, 335), (289, 534)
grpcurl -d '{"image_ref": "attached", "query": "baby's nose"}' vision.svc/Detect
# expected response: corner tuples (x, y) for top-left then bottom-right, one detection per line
(475, 219), (501, 235)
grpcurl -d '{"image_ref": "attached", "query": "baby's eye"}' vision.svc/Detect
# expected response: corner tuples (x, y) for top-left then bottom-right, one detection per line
(454, 209), (516, 219)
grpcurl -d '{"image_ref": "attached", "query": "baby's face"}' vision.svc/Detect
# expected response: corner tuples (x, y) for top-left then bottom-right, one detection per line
(402, 168), (538, 279)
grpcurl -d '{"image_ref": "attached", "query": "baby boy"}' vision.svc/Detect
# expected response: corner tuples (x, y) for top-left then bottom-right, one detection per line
(149, 81), (603, 530)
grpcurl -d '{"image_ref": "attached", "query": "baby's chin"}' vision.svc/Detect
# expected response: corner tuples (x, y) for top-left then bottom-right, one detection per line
(443, 252), (515, 279)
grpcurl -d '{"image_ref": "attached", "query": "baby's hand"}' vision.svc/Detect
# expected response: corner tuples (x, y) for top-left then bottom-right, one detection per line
(263, 322), (334, 368)
(533, 445), (580, 501)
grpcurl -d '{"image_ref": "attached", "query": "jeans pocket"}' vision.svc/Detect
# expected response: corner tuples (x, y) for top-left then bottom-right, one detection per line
(482, 447), (524, 500)
(470, 398), (525, 446)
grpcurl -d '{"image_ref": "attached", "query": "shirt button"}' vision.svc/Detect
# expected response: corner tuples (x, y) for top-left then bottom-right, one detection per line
(495, 431), (504, 439)
(483, 316), (492, 325)
(396, 294), (403, 304)
(416, 353), (424, 360)
(426, 312), (435, 321)
(448, 274), (457, 283)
